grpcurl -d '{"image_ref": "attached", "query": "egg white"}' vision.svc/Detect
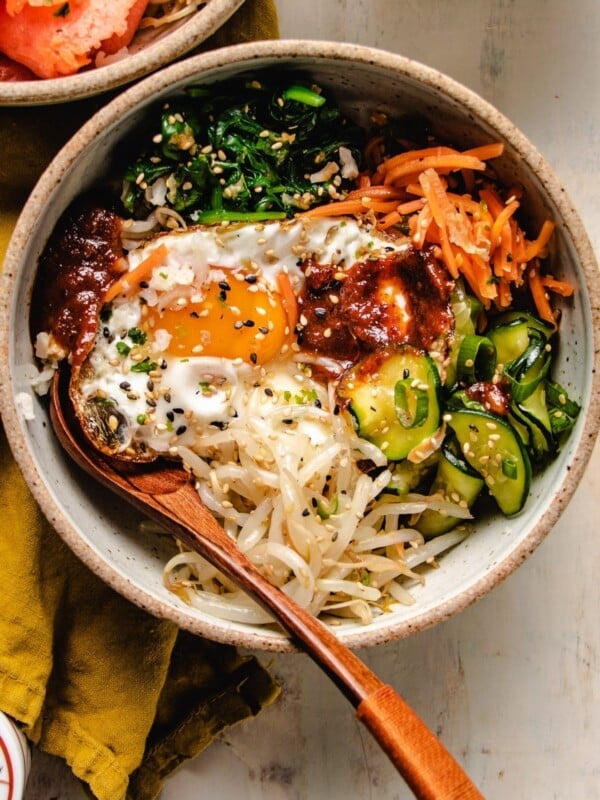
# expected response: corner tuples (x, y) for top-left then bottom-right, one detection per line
(79, 217), (411, 455)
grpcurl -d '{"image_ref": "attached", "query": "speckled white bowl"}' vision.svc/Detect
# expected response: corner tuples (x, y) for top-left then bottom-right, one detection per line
(1, 40), (599, 652)
(0, 0), (244, 106)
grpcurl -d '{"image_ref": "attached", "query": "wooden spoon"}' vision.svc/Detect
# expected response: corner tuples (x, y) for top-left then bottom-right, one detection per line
(49, 369), (483, 800)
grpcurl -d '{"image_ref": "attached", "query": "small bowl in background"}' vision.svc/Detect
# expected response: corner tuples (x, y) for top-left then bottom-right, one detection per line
(1, 40), (599, 652)
(0, 0), (245, 106)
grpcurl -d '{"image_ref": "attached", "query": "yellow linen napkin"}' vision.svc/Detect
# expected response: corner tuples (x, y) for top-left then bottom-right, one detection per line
(0, 3), (280, 800)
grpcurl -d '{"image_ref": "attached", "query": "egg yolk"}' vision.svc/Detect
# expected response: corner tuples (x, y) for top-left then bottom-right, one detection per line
(143, 273), (290, 364)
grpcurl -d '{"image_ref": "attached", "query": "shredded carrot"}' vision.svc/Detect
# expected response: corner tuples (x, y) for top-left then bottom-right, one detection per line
(541, 275), (575, 297)
(277, 271), (298, 333)
(509, 217), (527, 264)
(103, 243), (168, 304)
(453, 250), (493, 304)
(479, 187), (505, 218)
(405, 182), (424, 197)
(471, 253), (497, 301)
(362, 198), (403, 214)
(383, 154), (486, 186)
(528, 262), (557, 326)
(378, 211), (402, 230)
(419, 168), (458, 278)
(396, 198), (426, 215)
(489, 199), (519, 250)
(463, 142), (505, 161)
(356, 174), (372, 190)
(411, 203), (433, 248)
(523, 220), (555, 261)
(497, 277), (512, 309)
(377, 145), (458, 176)
(346, 185), (405, 201)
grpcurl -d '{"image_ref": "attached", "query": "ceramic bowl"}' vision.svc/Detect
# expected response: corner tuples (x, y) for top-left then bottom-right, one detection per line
(1, 41), (599, 652)
(0, 0), (244, 106)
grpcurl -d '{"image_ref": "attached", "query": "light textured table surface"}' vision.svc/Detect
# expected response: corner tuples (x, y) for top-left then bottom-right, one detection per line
(23, 2), (600, 798)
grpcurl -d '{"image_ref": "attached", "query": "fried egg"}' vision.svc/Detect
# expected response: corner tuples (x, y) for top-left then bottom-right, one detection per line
(76, 217), (414, 458)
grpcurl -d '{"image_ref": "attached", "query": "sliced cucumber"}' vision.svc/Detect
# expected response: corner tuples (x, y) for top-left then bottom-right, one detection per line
(487, 318), (532, 366)
(511, 382), (556, 461)
(338, 345), (442, 461)
(519, 382), (553, 437)
(416, 442), (484, 537)
(507, 409), (531, 448)
(510, 400), (554, 461)
(491, 310), (555, 340)
(383, 458), (437, 496)
(488, 311), (553, 366)
(445, 408), (532, 516)
(506, 329), (551, 399)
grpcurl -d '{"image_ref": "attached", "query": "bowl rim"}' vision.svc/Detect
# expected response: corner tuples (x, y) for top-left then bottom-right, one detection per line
(2, 39), (600, 652)
(0, 0), (245, 106)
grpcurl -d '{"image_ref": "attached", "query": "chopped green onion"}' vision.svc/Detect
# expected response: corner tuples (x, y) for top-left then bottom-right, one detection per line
(128, 327), (147, 345)
(501, 455), (518, 480)
(282, 85), (326, 107)
(394, 379), (429, 429)
(131, 358), (158, 374)
(316, 495), (339, 520)
(193, 209), (287, 224)
(457, 334), (496, 383)
(116, 341), (131, 357)
(545, 380), (581, 434)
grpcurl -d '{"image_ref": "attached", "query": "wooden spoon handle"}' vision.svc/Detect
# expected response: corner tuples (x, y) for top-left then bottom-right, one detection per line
(357, 686), (484, 800)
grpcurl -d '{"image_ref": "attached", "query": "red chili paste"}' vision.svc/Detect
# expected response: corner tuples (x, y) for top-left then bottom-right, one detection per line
(31, 201), (126, 367)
